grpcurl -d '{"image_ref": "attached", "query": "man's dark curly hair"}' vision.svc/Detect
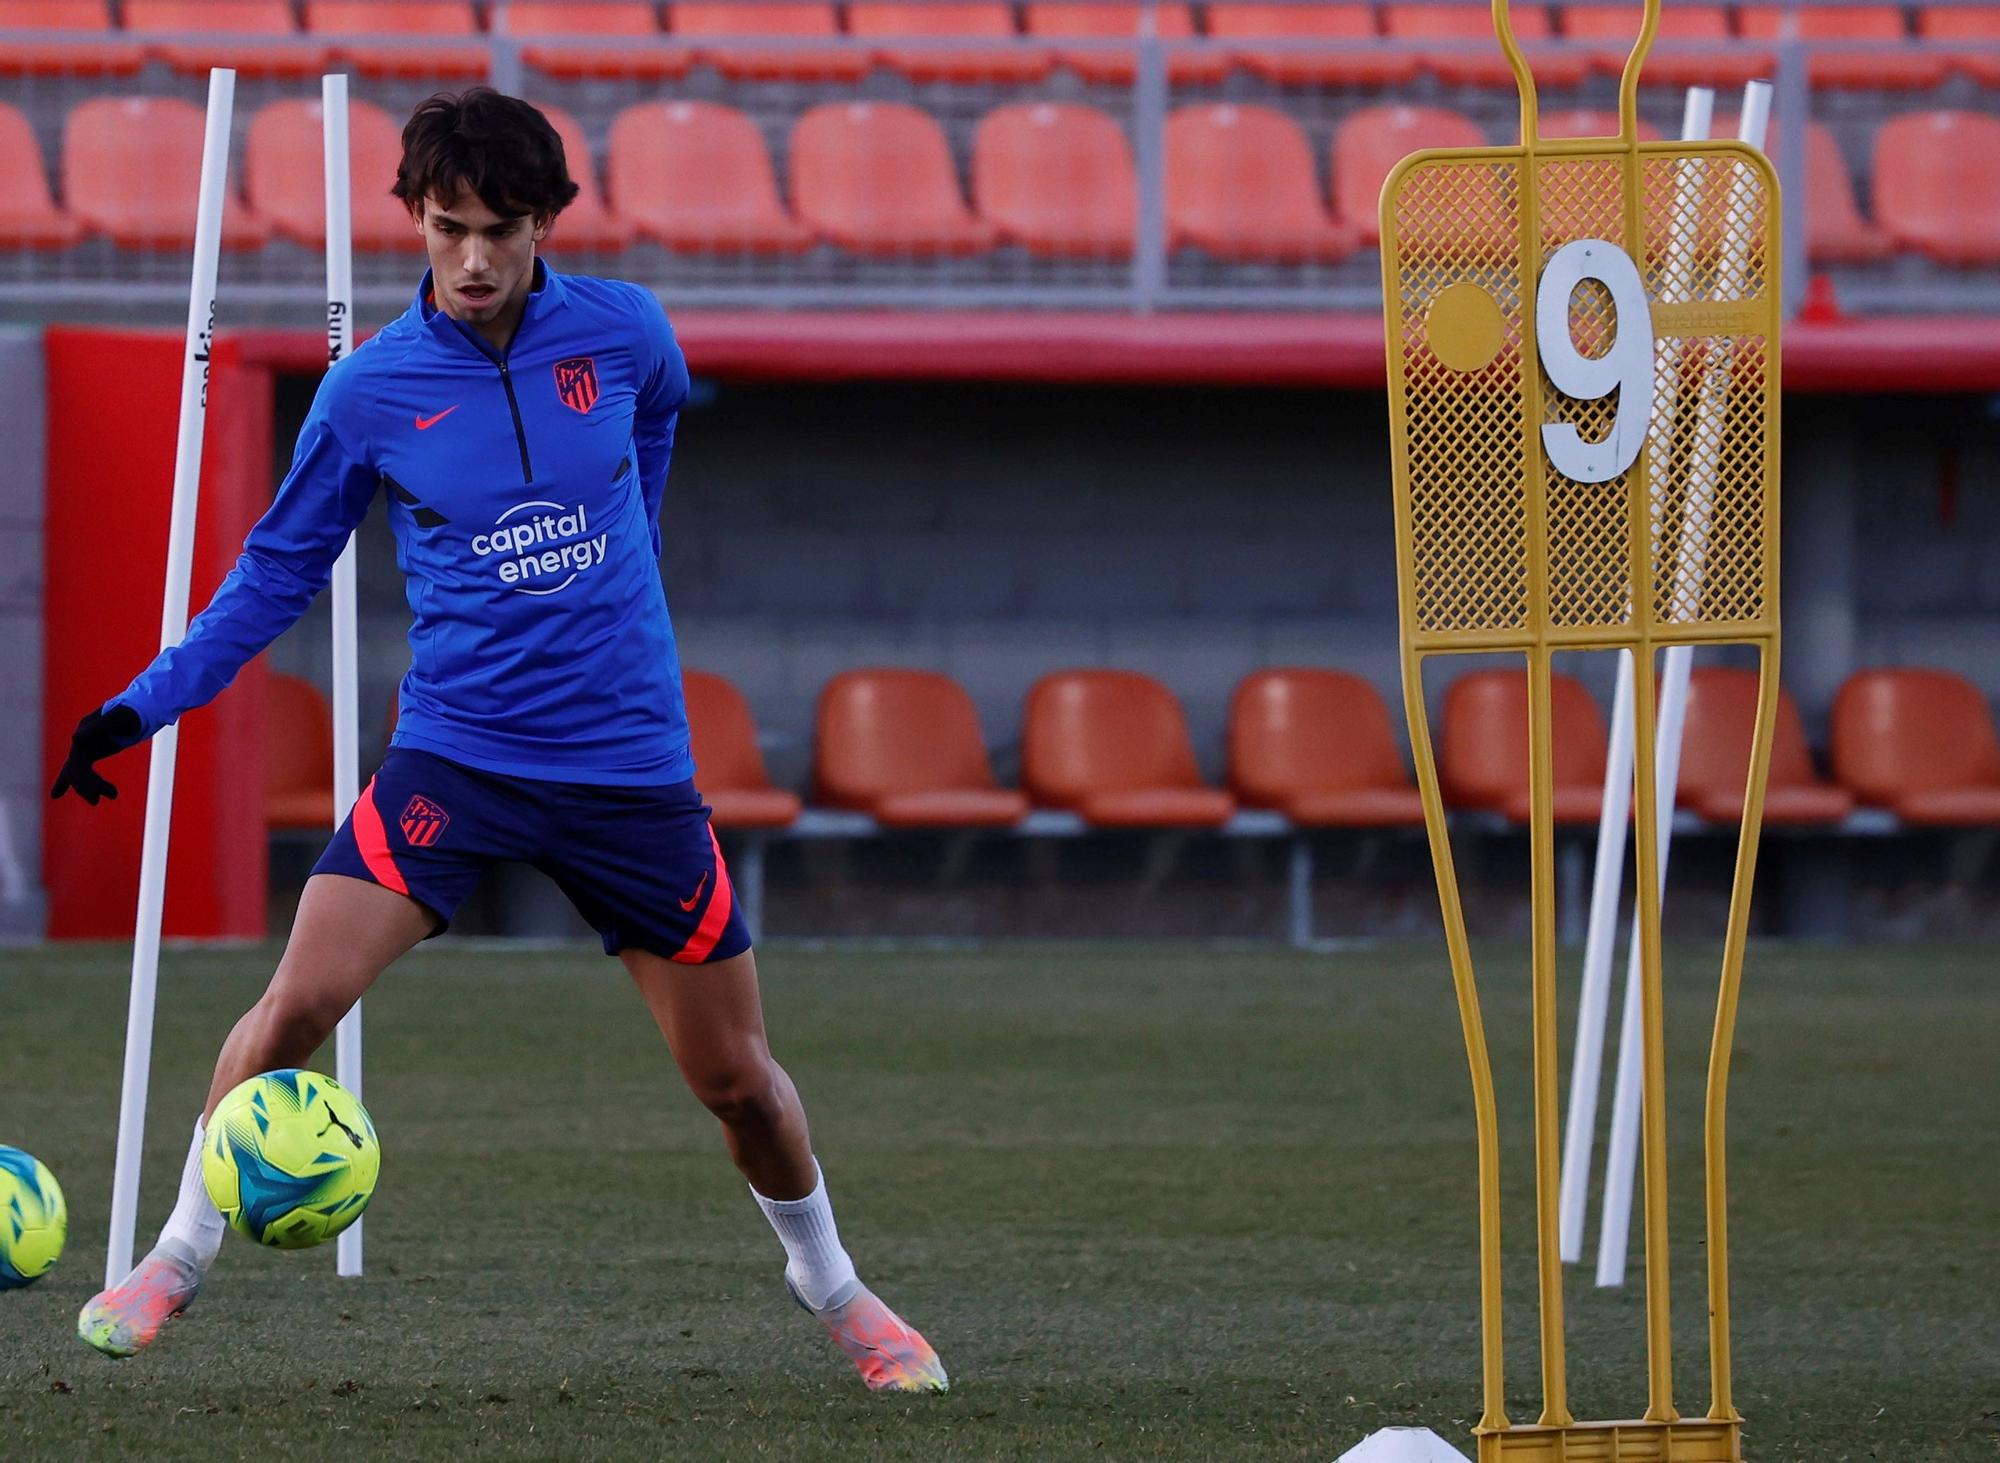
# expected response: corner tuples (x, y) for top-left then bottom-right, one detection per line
(392, 88), (580, 221)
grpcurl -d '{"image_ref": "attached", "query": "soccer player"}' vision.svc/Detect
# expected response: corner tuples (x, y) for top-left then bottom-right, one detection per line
(52, 89), (945, 1393)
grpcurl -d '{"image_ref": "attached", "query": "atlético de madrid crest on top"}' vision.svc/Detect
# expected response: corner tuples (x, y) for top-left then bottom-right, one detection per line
(554, 356), (599, 414)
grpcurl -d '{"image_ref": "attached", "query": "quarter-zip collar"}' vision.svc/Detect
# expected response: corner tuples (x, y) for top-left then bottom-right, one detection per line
(415, 257), (568, 362)
(414, 259), (561, 484)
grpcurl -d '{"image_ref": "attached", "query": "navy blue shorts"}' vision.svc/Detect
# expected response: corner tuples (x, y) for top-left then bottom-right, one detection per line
(312, 747), (751, 965)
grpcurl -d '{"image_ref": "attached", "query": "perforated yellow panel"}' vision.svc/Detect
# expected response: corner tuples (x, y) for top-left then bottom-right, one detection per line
(1389, 159), (1530, 636)
(1385, 140), (1778, 649)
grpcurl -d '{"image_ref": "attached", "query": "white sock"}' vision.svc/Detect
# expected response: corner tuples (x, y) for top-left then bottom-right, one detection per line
(157, 1117), (225, 1273)
(751, 1159), (857, 1311)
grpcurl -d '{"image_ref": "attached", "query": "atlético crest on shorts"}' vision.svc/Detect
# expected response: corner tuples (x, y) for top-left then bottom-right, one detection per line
(399, 794), (450, 848)
(554, 356), (599, 414)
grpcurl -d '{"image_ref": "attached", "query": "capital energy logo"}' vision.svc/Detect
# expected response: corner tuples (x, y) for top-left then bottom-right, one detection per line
(471, 499), (610, 596)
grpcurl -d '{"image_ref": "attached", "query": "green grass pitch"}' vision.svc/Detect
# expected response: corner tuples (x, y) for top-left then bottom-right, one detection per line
(1, 941), (1994, 1460)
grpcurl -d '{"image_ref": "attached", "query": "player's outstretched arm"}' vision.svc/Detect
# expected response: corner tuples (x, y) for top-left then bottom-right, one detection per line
(52, 375), (380, 807)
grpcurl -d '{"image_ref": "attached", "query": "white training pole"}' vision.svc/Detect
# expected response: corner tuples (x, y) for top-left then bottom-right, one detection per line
(322, 72), (366, 1281)
(1593, 648), (1695, 1285)
(1557, 86), (1714, 1267)
(1557, 647), (1635, 1263)
(1594, 82), (1772, 1288)
(106, 68), (237, 1288)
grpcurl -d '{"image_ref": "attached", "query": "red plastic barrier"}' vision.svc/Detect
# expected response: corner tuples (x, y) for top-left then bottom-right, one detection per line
(42, 327), (273, 940)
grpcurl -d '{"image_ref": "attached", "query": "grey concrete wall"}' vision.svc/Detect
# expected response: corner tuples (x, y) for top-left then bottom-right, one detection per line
(272, 379), (1431, 788)
(0, 327), (46, 937)
(1847, 398), (2000, 708)
(258, 379), (2000, 798)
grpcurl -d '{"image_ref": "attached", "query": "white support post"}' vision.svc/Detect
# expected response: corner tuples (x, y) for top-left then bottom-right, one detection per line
(106, 68), (237, 1289)
(323, 72), (366, 1281)
(1557, 86), (1714, 1268)
(1594, 81), (1773, 1289)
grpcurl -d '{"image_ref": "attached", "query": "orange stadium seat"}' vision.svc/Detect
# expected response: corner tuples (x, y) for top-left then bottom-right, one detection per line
(1714, 112), (1892, 264)
(264, 673), (336, 831)
(608, 101), (812, 254)
(533, 102), (636, 254)
(1024, 670), (1236, 827)
(1564, 2), (1764, 86)
(245, 97), (420, 252)
(790, 102), (995, 257)
(670, 3), (865, 82)
(1329, 104), (1485, 243)
(0, 102), (79, 248)
(305, 0), (488, 77)
(125, 1), (327, 77)
(1228, 669), (1424, 827)
(65, 97), (269, 250)
(1831, 668), (2000, 824)
(1381, 2), (1587, 86)
(847, 2), (1052, 83)
(974, 102), (1136, 259)
(1539, 107), (1662, 139)
(683, 672), (803, 829)
(507, 0), (661, 30)
(1918, 5), (2000, 83)
(0, 0), (144, 74)
(507, 1), (692, 79)
(1677, 668), (1854, 825)
(1439, 668), (1606, 824)
(815, 670), (1028, 827)
(1797, 121), (1892, 263)
(1737, 5), (1946, 87)
(1024, 3), (1226, 85)
(0, 0), (104, 20)
(1166, 103), (1355, 263)
(1872, 111), (2000, 267)
(1205, 3), (1420, 87)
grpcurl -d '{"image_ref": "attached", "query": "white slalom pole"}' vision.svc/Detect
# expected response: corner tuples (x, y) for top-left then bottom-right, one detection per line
(1595, 81), (1772, 1288)
(1594, 649), (1695, 1285)
(1556, 86), (1714, 1268)
(322, 72), (366, 1281)
(105, 68), (237, 1289)
(1557, 647), (1634, 1263)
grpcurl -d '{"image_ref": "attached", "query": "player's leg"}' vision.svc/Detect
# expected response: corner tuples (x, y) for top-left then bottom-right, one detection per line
(622, 946), (814, 1197)
(542, 777), (946, 1393)
(624, 943), (948, 1394)
(78, 875), (433, 1359)
(81, 749), (499, 1360)
(205, 874), (437, 1117)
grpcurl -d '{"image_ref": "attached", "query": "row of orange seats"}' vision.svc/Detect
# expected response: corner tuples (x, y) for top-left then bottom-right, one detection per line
(7, 91), (1992, 268)
(264, 664), (2000, 835)
(2, 2), (1996, 89)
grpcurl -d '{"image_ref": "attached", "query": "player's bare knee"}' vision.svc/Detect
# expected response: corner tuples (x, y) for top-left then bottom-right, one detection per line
(692, 1061), (784, 1131)
(256, 983), (349, 1057)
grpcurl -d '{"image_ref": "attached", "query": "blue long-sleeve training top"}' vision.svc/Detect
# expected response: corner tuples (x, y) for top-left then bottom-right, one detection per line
(114, 262), (698, 786)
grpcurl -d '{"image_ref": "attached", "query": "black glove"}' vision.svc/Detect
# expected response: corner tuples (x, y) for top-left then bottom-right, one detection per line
(50, 704), (144, 806)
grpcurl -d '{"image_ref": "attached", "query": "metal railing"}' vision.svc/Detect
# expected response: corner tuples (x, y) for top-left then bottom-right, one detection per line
(0, 3), (1992, 321)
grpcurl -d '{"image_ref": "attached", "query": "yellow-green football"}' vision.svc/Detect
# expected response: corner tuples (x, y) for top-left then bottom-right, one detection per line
(0, 1146), (67, 1288)
(203, 1070), (380, 1249)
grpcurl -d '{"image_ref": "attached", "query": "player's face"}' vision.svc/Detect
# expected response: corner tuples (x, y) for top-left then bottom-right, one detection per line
(416, 192), (547, 337)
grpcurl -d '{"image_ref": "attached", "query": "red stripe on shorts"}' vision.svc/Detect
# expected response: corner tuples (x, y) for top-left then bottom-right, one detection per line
(350, 778), (410, 897)
(672, 824), (735, 964)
